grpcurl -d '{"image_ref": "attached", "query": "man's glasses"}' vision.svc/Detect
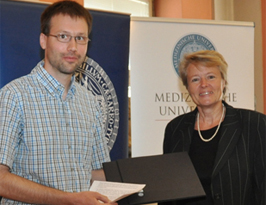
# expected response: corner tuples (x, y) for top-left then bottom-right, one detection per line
(47, 34), (90, 45)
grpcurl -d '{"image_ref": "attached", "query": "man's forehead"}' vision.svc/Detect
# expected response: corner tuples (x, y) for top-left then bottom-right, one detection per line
(49, 14), (88, 34)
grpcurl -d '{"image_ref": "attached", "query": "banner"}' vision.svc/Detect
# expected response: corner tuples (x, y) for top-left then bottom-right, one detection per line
(130, 17), (254, 157)
(0, 0), (130, 160)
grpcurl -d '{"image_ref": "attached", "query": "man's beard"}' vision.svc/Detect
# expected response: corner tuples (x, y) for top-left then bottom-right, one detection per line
(48, 52), (85, 75)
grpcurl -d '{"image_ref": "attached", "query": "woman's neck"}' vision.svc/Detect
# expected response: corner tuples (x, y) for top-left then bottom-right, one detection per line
(196, 103), (225, 130)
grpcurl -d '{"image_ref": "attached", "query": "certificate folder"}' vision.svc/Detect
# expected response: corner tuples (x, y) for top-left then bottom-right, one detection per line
(103, 152), (206, 204)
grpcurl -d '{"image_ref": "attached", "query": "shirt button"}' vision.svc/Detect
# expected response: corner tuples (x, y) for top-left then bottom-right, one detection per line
(214, 193), (221, 200)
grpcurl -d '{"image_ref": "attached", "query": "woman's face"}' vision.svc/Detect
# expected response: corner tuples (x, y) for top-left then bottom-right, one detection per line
(186, 63), (224, 108)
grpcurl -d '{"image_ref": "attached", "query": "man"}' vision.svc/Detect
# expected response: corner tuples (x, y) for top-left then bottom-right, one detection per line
(0, 1), (116, 204)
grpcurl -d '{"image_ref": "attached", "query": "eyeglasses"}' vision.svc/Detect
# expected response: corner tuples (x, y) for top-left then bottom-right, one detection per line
(47, 34), (90, 45)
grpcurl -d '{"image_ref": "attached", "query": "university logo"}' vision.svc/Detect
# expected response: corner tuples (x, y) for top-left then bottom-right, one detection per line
(75, 57), (119, 151)
(173, 34), (216, 76)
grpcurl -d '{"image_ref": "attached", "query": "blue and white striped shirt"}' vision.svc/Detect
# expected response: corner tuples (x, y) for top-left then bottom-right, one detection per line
(0, 61), (110, 204)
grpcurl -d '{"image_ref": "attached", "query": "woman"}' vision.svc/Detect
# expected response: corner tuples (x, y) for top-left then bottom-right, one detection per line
(162, 50), (265, 205)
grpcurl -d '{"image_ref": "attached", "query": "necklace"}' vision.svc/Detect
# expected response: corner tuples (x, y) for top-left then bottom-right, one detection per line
(197, 104), (225, 142)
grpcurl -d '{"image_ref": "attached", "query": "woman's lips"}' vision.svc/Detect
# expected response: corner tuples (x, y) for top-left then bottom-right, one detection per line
(199, 91), (213, 96)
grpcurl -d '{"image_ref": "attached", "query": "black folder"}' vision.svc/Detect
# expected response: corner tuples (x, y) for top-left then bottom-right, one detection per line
(103, 152), (206, 204)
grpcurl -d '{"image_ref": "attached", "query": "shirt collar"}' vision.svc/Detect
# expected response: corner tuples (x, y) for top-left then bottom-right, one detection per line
(32, 61), (76, 99)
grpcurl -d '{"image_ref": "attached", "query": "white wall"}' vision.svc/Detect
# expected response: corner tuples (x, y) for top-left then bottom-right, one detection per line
(84, 0), (150, 17)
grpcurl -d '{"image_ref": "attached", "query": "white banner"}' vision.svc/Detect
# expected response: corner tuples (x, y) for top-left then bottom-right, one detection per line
(130, 17), (254, 157)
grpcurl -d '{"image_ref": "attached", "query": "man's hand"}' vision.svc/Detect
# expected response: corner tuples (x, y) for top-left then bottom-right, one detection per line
(0, 165), (117, 205)
(67, 191), (118, 205)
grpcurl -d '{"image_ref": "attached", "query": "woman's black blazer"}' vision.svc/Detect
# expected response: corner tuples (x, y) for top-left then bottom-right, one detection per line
(163, 102), (266, 205)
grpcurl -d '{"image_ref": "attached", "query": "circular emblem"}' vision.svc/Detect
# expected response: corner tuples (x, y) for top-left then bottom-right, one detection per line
(173, 34), (216, 76)
(75, 57), (119, 151)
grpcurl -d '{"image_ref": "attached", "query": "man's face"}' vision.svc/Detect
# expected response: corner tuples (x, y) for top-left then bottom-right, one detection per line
(40, 14), (88, 79)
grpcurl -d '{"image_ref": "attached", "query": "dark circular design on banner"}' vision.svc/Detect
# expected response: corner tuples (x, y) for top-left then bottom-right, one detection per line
(75, 57), (119, 151)
(173, 34), (216, 76)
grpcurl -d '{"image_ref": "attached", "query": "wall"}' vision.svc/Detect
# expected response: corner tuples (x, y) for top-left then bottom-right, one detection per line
(154, 0), (182, 18)
(39, 0), (83, 5)
(214, 0), (234, 20)
(263, 0), (266, 113)
(154, 0), (213, 19)
(233, 0), (264, 112)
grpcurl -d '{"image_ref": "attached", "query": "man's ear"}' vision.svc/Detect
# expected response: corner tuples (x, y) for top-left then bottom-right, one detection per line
(40, 33), (47, 50)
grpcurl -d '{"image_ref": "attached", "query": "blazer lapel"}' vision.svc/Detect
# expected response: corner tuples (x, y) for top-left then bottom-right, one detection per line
(182, 110), (197, 151)
(212, 104), (242, 177)
(170, 110), (197, 153)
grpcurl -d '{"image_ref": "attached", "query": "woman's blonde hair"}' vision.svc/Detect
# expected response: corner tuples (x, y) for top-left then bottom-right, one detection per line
(179, 50), (228, 94)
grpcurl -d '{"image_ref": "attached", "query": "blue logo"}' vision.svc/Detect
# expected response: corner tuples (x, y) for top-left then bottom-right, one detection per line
(75, 57), (119, 151)
(173, 34), (216, 76)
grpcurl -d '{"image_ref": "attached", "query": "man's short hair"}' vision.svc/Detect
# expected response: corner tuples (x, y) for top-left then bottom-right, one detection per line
(41, 0), (93, 35)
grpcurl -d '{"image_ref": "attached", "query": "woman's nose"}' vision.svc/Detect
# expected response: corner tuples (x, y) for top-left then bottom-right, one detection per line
(200, 78), (208, 87)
